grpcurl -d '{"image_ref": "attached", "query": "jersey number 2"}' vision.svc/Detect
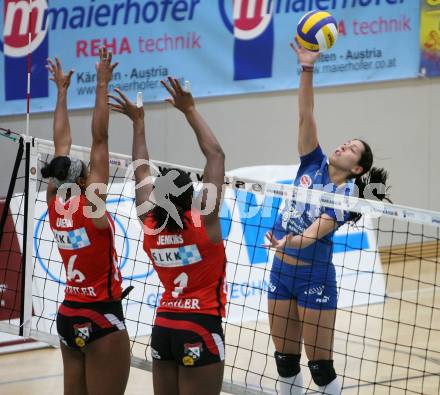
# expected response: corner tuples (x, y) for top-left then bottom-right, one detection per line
(172, 272), (188, 298)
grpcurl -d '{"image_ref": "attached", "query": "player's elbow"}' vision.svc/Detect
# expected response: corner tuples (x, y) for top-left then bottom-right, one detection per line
(208, 145), (225, 162)
(299, 112), (314, 126)
(216, 146), (225, 160)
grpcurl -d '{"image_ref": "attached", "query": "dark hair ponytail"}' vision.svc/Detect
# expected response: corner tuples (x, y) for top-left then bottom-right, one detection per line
(41, 156), (71, 180)
(348, 141), (391, 223)
(152, 168), (194, 233)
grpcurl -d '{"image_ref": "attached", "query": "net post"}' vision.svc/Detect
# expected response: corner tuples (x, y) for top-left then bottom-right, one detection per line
(0, 137), (24, 246)
(19, 137), (38, 337)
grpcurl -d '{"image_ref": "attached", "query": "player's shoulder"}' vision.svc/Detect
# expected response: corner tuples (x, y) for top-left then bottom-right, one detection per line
(299, 145), (326, 166)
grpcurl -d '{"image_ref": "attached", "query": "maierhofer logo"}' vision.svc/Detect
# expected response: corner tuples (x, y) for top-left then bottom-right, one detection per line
(3, 0), (48, 57)
(219, 0), (274, 80)
(1, 0), (49, 100)
(223, 0), (273, 40)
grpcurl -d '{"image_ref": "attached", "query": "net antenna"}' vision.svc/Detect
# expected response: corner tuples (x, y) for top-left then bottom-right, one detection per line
(26, 0), (34, 138)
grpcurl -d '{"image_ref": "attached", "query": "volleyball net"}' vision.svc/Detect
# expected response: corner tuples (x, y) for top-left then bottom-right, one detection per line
(0, 136), (439, 394)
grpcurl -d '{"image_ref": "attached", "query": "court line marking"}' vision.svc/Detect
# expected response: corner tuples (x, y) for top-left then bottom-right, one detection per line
(334, 333), (440, 367)
(341, 371), (440, 392)
(0, 373), (63, 386)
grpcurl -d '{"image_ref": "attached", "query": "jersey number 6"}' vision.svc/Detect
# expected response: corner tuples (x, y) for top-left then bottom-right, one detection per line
(67, 255), (86, 283)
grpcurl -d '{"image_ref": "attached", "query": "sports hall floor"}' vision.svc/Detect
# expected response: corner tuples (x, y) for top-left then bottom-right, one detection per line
(1, 258), (439, 394)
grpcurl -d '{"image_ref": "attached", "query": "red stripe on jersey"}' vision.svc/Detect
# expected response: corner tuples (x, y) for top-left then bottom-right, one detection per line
(58, 305), (112, 329)
(155, 317), (219, 356)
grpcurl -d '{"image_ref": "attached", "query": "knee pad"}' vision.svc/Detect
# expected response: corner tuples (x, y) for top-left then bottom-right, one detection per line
(308, 360), (337, 387)
(274, 352), (301, 378)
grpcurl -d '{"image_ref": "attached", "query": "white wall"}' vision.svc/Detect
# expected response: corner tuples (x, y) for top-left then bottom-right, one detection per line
(1, 77), (439, 210)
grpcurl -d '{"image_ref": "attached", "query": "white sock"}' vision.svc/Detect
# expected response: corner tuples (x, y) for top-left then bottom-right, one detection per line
(278, 371), (304, 395)
(318, 377), (341, 395)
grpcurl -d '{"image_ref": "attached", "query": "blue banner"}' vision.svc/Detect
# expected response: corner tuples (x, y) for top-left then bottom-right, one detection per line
(0, 0), (420, 116)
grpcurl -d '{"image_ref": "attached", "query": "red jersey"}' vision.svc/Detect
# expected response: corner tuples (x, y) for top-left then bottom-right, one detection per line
(48, 194), (122, 303)
(143, 210), (227, 317)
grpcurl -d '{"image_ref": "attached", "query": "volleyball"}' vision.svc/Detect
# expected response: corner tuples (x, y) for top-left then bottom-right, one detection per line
(296, 10), (339, 52)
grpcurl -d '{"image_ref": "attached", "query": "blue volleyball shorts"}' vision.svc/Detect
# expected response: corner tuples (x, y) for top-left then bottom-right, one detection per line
(268, 256), (338, 310)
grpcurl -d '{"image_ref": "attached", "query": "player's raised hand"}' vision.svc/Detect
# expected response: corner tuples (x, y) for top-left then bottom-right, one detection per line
(108, 88), (144, 122)
(290, 35), (320, 66)
(161, 77), (195, 115)
(263, 231), (287, 250)
(96, 47), (119, 85)
(47, 57), (74, 91)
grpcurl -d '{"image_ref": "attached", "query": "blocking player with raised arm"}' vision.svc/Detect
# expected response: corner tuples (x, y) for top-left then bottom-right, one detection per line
(109, 78), (226, 395)
(41, 50), (130, 395)
(264, 38), (390, 395)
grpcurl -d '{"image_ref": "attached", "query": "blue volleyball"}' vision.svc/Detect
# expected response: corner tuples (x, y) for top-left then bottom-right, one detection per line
(297, 10), (338, 52)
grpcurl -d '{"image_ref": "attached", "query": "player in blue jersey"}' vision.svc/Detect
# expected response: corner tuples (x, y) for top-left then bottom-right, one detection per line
(263, 38), (390, 395)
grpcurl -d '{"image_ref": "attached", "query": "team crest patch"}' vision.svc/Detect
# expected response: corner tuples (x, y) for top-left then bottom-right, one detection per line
(182, 356), (194, 366)
(73, 322), (92, 348)
(299, 175), (312, 188)
(183, 342), (203, 366)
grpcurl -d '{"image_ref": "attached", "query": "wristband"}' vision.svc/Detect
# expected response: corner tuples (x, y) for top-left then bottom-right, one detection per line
(301, 65), (314, 73)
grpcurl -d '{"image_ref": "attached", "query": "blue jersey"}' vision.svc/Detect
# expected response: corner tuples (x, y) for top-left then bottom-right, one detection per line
(272, 145), (354, 265)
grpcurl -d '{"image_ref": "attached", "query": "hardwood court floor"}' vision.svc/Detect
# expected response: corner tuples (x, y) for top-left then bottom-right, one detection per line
(0, 259), (439, 394)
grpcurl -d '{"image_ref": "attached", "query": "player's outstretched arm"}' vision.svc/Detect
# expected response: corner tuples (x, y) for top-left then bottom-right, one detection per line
(108, 89), (153, 223)
(264, 214), (336, 252)
(161, 77), (225, 243)
(46, 57), (74, 203)
(48, 57), (74, 156)
(291, 36), (320, 156)
(87, 47), (118, 227)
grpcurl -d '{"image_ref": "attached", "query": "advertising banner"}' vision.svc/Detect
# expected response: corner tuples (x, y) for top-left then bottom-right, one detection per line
(0, 0), (420, 116)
